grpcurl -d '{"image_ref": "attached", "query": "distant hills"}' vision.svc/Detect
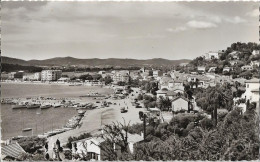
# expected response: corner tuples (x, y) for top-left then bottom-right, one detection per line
(1, 56), (190, 67)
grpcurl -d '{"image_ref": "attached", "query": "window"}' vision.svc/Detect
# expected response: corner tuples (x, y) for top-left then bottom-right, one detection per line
(247, 84), (249, 88)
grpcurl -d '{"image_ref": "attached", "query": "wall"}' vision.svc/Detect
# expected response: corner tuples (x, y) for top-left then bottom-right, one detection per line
(172, 98), (188, 111)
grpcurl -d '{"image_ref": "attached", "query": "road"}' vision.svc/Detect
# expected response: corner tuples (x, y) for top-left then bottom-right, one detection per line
(47, 88), (146, 159)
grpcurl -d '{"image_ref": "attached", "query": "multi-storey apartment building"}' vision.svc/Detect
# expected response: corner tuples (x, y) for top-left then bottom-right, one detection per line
(41, 70), (62, 81)
(112, 70), (130, 84)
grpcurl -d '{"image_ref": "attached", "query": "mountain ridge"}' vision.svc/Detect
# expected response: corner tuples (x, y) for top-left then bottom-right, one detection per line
(1, 56), (191, 67)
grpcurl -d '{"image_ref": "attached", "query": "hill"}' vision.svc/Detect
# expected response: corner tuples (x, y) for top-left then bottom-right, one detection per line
(1, 56), (190, 67)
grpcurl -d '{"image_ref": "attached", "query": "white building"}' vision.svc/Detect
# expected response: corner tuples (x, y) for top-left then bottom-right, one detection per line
(197, 66), (206, 73)
(171, 96), (189, 112)
(41, 70), (62, 81)
(223, 67), (230, 72)
(72, 132), (143, 160)
(72, 137), (105, 160)
(241, 65), (253, 71)
(153, 70), (163, 78)
(85, 80), (104, 86)
(204, 51), (220, 60)
(112, 71), (130, 84)
(243, 78), (259, 103)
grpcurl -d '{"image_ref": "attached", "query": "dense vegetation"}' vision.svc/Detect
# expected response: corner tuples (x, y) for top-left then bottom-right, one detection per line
(1, 63), (43, 73)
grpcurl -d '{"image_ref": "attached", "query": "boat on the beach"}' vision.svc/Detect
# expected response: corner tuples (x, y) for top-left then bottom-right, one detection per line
(27, 104), (41, 109)
(12, 104), (27, 109)
(40, 104), (52, 109)
(53, 104), (61, 108)
(79, 93), (106, 97)
(22, 128), (32, 132)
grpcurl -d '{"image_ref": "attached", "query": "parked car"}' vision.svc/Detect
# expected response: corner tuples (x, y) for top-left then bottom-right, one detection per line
(120, 107), (128, 113)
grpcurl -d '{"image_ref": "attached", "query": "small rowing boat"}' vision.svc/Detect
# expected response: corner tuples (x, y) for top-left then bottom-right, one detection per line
(22, 128), (32, 132)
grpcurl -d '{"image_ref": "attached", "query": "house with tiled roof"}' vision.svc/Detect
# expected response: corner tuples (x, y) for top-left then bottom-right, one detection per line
(1, 142), (26, 161)
(171, 96), (190, 112)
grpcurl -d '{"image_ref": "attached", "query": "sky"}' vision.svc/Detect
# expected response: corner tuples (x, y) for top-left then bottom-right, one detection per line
(1, 1), (259, 60)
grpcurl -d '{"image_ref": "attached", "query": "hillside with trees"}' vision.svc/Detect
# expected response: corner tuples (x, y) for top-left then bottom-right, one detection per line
(179, 42), (260, 79)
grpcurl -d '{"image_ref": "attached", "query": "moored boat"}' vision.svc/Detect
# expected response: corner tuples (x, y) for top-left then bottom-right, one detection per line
(12, 104), (27, 109)
(22, 128), (32, 132)
(27, 104), (41, 109)
(40, 104), (52, 109)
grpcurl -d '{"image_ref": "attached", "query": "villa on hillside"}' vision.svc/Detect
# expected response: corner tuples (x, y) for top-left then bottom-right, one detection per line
(243, 78), (259, 103)
(241, 65), (253, 71)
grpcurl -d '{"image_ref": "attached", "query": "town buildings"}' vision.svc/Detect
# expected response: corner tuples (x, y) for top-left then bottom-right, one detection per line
(112, 71), (130, 84)
(41, 70), (62, 81)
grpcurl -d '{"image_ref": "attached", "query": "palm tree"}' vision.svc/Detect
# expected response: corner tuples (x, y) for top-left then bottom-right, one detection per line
(207, 86), (232, 127)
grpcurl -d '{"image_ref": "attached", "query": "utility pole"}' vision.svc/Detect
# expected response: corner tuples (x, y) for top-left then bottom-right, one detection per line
(143, 114), (146, 140)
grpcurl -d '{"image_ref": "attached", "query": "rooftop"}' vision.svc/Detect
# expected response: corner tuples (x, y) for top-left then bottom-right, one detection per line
(1, 142), (26, 160)
(245, 78), (259, 83)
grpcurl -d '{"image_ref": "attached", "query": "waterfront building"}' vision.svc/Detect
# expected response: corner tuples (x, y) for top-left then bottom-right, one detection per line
(57, 77), (70, 83)
(85, 80), (104, 86)
(1, 72), (9, 80)
(41, 70), (62, 81)
(112, 70), (130, 84)
(34, 72), (41, 81)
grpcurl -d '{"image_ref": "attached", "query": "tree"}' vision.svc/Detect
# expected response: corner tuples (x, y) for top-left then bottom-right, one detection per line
(157, 96), (172, 111)
(206, 86), (232, 127)
(94, 120), (133, 160)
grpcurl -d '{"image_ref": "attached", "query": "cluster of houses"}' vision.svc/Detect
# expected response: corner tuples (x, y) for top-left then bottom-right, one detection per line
(200, 50), (260, 74)
(71, 130), (144, 160)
